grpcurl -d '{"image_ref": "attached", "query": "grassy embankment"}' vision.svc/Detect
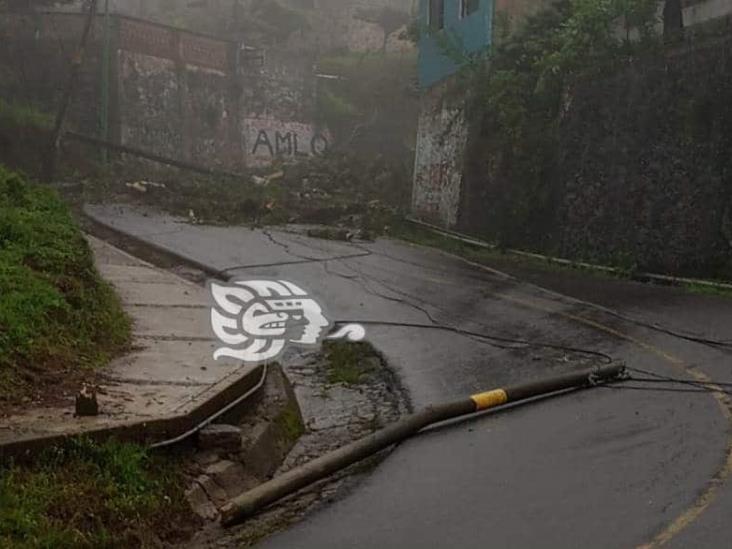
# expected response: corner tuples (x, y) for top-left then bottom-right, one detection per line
(0, 167), (198, 546)
(0, 99), (53, 178)
(0, 165), (130, 406)
(0, 438), (196, 547)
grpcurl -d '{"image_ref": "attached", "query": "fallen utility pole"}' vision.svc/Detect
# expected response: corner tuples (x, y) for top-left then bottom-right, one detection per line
(45, 0), (99, 181)
(221, 362), (626, 526)
(65, 131), (246, 179)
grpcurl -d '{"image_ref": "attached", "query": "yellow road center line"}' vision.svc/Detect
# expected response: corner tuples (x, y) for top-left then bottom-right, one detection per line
(492, 292), (732, 548)
(398, 244), (731, 547)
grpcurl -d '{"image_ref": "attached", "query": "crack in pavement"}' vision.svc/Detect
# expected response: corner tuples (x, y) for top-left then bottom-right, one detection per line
(254, 229), (588, 355)
(223, 229), (373, 272)
(324, 254), (570, 353)
(254, 229), (447, 328)
(219, 253), (372, 274)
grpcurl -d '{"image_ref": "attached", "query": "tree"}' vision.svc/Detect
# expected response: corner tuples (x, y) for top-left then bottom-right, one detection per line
(663, 0), (684, 41)
(354, 6), (411, 52)
(45, 0), (98, 180)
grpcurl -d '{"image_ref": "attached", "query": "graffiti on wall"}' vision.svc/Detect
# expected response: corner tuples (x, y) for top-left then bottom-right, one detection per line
(412, 98), (466, 228)
(244, 119), (330, 166)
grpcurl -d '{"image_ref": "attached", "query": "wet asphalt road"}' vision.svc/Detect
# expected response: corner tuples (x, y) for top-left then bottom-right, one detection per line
(87, 205), (732, 548)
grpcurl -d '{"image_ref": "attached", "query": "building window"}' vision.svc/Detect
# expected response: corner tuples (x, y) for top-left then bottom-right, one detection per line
(460, 0), (480, 18)
(429, 0), (445, 31)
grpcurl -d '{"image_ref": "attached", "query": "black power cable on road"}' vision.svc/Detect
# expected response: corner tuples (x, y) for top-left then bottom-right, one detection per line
(220, 363), (627, 526)
(334, 319), (616, 364)
(332, 320), (732, 398)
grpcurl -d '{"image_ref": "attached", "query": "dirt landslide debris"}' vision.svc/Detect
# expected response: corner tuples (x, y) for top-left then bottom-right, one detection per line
(80, 152), (411, 237)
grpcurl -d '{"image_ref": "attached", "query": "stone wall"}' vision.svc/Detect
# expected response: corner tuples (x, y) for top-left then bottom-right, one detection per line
(411, 79), (466, 227)
(448, 35), (732, 277)
(557, 37), (732, 275)
(411, 31), (732, 276)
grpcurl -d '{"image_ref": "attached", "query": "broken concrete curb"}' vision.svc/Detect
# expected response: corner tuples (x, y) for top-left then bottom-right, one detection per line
(186, 364), (305, 521)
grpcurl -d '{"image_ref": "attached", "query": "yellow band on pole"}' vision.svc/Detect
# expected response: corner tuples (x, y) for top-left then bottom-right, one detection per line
(471, 389), (508, 411)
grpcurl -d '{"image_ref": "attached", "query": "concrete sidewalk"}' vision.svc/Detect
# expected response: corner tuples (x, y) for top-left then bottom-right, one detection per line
(0, 236), (261, 458)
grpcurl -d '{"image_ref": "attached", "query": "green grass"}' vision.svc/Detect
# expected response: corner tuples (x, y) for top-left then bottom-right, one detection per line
(276, 403), (305, 444)
(0, 438), (196, 548)
(392, 220), (547, 272)
(323, 341), (381, 385)
(0, 98), (53, 131)
(392, 220), (634, 280)
(683, 281), (732, 299)
(394, 221), (732, 298)
(0, 165), (131, 405)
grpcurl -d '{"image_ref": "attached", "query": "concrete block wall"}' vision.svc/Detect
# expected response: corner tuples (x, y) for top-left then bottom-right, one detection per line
(0, 12), (327, 172)
(241, 50), (330, 167)
(113, 16), (242, 169)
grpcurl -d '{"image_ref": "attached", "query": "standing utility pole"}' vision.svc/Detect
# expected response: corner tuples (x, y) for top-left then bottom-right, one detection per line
(44, 0), (99, 181)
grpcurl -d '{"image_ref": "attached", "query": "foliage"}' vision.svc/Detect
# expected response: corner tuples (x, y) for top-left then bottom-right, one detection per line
(683, 281), (732, 299)
(0, 166), (130, 405)
(0, 98), (53, 131)
(0, 0), (77, 9)
(456, 0), (661, 248)
(83, 150), (408, 234)
(311, 52), (418, 214)
(230, 0), (312, 45)
(403, 16), (421, 44)
(316, 52), (418, 166)
(0, 438), (195, 548)
(393, 220), (632, 281)
(354, 6), (411, 51)
(276, 403), (305, 443)
(323, 341), (381, 385)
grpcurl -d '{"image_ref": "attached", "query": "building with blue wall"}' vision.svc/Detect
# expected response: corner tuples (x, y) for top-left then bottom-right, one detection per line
(418, 0), (494, 89)
(412, 0), (494, 228)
